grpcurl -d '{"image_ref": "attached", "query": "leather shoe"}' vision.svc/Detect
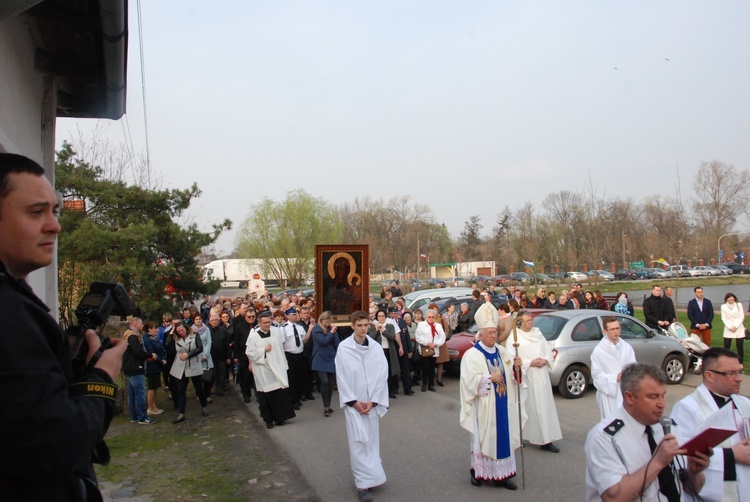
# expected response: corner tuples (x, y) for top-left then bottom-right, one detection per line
(305, 394), (315, 400)
(421, 383), (427, 392)
(243, 395), (252, 403)
(293, 405), (301, 410)
(172, 415), (185, 424)
(428, 386), (436, 392)
(493, 479), (518, 490)
(470, 469), (482, 487)
(436, 380), (444, 387)
(404, 390), (415, 396)
(389, 393), (397, 399)
(265, 422), (274, 429)
(541, 442), (560, 453)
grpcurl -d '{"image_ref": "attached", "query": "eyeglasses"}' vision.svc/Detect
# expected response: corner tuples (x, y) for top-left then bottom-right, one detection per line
(706, 369), (744, 378)
(246, 315), (256, 319)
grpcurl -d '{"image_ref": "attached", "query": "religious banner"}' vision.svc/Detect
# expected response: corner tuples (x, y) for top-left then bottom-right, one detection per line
(315, 244), (369, 325)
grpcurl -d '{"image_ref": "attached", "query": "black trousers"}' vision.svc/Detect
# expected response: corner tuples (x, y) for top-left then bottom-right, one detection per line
(238, 356), (255, 398)
(285, 352), (307, 404)
(212, 359), (228, 394)
(724, 337), (745, 365)
(421, 357), (436, 386)
(397, 355), (412, 393)
(175, 374), (207, 414)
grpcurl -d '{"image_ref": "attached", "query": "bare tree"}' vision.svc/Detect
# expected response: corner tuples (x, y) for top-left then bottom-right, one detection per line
(691, 160), (749, 241)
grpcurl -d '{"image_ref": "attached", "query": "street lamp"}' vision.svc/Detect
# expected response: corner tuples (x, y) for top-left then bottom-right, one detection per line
(718, 233), (740, 263)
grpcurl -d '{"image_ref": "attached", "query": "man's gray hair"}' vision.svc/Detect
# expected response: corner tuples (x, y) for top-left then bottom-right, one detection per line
(620, 363), (667, 395)
(426, 308), (438, 317)
(460, 302), (468, 309)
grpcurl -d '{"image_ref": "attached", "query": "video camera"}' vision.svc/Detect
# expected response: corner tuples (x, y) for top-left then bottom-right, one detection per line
(68, 282), (134, 378)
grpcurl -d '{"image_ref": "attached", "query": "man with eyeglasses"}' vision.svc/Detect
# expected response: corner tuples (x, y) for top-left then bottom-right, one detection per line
(671, 347), (750, 501)
(233, 305), (256, 403)
(591, 317), (637, 419)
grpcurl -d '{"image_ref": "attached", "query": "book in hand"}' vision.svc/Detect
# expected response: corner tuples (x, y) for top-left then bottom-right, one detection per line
(679, 402), (737, 457)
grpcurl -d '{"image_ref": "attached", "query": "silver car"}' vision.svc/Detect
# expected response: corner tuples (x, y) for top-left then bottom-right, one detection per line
(532, 310), (688, 399)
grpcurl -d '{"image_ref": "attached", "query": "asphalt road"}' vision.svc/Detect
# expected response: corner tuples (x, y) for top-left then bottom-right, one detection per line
(239, 371), (749, 501)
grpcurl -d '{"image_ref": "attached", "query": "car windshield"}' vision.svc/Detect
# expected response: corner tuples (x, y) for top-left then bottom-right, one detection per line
(533, 314), (568, 341)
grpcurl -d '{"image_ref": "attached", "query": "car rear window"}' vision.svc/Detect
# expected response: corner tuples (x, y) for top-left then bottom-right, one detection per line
(533, 315), (567, 341)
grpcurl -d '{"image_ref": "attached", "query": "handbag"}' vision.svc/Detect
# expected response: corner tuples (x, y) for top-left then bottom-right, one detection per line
(421, 345), (435, 357)
(202, 361), (214, 383)
(745, 328), (749, 340)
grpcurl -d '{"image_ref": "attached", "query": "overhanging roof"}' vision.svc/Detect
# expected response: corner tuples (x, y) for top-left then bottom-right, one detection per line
(9, 0), (128, 119)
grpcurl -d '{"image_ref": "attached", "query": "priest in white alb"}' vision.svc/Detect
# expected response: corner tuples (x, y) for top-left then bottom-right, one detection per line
(591, 316), (637, 419)
(335, 310), (390, 502)
(459, 302), (523, 490)
(516, 309), (563, 453)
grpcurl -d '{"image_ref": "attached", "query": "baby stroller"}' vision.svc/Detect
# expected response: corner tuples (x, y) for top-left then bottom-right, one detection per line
(664, 322), (709, 374)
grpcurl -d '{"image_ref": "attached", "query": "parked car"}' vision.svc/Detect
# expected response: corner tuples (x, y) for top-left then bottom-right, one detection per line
(406, 278), (428, 291)
(548, 272), (565, 281)
(632, 268), (654, 280)
(533, 310), (688, 398)
(614, 269), (637, 280)
(666, 264), (695, 277)
(566, 271), (588, 281)
(427, 278), (446, 287)
(444, 309), (550, 373)
(509, 271), (531, 283)
(535, 273), (551, 284)
(444, 276), (465, 287)
(714, 265), (733, 275)
(492, 274), (512, 286)
(723, 262), (750, 274)
(648, 268), (671, 279)
(692, 265), (720, 277)
(466, 275), (493, 287)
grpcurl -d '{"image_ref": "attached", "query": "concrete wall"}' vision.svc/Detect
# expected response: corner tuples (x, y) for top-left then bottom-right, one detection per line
(0, 15), (59, 315)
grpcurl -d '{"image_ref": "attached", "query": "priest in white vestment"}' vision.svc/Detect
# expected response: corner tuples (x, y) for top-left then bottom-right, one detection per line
(335, 310), (390, 502)
(516, 310), (563, 452)
(246, 312), (296, 428)
(460, 302), (523, 490)
(591, 316), (637, 419)
(671, 347), (750, 502)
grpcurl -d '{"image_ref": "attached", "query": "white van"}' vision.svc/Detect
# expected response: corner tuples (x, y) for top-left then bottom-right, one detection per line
(402, 287), (474, 311)
(666, 265), (699, 277)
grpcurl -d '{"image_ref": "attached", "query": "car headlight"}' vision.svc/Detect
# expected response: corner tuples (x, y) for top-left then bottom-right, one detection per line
(448, 349), (459, 357)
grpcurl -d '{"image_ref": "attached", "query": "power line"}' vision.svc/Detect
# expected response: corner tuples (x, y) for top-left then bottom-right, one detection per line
(136, 0), (151, 189)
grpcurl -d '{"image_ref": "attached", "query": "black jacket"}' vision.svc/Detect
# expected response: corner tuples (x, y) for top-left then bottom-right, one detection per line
(0, 261), (114, 500)
(643, 295), (670, 329)
(208, 324), (230, 361)
(122, 330), (150, 376)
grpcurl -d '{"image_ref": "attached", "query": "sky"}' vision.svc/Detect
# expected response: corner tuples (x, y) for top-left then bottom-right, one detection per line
(55, 1), (750, 255)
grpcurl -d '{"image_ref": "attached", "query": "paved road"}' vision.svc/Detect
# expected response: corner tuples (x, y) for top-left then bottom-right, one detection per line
(239, 371), (749, 501)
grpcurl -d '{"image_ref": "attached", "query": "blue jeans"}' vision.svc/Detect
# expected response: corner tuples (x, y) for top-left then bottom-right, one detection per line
(127, 374), (147, 421)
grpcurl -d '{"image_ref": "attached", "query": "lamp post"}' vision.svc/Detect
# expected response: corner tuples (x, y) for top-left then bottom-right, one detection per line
(718, 233), (740, 263)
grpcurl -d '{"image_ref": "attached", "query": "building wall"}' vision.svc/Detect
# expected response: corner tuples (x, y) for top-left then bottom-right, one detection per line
(0, 15), (59, 314)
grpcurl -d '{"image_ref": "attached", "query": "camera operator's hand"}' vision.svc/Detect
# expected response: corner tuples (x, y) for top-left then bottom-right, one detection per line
(85, 329), (126, 381)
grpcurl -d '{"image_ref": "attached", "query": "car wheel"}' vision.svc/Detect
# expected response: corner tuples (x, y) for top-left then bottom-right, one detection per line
(558, 365), (589, 399)
(239, 281), (248, 288)
(662, 354), (686, 384)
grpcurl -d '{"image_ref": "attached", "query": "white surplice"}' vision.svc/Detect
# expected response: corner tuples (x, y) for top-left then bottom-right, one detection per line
(671, 384), (750, 502)
(335, 335), (390, 490)
(516, 327), (562, 445)
(245, 326), (288, 392)
(590, 337), (636, 419)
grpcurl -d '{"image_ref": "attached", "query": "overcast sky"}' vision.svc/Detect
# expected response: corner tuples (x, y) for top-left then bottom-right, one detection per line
(55, 1), (750, 255)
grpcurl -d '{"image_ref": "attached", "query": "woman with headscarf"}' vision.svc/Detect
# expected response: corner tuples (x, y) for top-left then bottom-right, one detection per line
(415, 308), (446, 392)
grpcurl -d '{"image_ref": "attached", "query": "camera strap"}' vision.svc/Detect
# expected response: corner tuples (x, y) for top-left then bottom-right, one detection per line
(69, 381), (118, 401)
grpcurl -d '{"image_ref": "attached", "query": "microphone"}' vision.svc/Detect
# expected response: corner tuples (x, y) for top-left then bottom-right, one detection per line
(660, 416), (672, 435)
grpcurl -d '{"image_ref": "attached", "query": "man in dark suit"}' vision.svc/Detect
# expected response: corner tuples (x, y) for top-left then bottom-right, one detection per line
(232, 304), (256, 402)
(686, 286), (714, 346)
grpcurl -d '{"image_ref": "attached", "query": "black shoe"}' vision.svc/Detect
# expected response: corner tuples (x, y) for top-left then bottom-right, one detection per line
(436, 380), (444, 387)
(541, 442), (560, 453)
(293, 405), (301, 410)
(421, 383), (427, 392)
(404, 390), (415, 396)
(470, 469), (482, 487)
(265, 422), (274, 429)
(493, 479), (518, 490)
(300, 396), (308, 402)
(305, 394), (315, 400)
(243, 395), (251, 403)
(172, 415), (185, 424)
(428, 386), (436, 392)
(275, 421), (285, 426)
(389, 393), (397, 399)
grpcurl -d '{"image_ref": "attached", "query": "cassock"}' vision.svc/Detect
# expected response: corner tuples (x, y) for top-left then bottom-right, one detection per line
(671, 384), (750, 502)
(335, 335), (390, 490)
(590, 338), (637, 419)
(459, 342), (524, 480)
(246, 326), (295, 425)
(516, 327), (562, 445)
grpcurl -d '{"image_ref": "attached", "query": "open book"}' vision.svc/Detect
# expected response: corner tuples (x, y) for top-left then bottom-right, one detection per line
(679, 402), (738, 456)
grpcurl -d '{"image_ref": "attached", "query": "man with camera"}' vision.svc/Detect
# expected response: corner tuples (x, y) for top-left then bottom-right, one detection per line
(0, 153), (127, 500)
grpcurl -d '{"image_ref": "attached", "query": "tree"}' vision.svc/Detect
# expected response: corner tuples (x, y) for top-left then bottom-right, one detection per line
(236, 189), (342, 287)
(460, 215), (483, 261)
(691, 160), (749, 243)
(56, 143), (230, 326)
